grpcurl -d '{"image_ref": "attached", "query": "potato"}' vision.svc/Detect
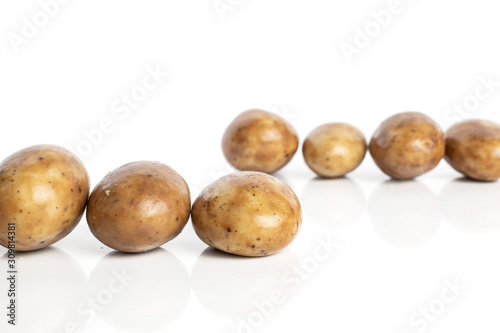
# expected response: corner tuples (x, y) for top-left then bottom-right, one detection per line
(369, 112), (445, 179)
(445, 119), (500, 181)
(303, 123), (366, 177)
(222, 109), (299, 174)
(0, 144), (90, 251)
(191, 171), (302, 257)
(86, 161), (190, 253)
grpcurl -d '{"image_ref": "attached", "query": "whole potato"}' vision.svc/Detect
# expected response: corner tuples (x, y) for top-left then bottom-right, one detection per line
(0, 145), (90, 251)
(191, 171), (302, 257)
(303, 123), (366, 178)
(369, 112), (445, 179)
(86, 161), (190, 253)
(445, 119), (500, 181)
(222, 109), (299, 174)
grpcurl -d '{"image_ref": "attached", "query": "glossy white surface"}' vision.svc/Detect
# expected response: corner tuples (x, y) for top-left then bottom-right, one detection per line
(2, 167), (500, 333)
(1, 0), (500, 332)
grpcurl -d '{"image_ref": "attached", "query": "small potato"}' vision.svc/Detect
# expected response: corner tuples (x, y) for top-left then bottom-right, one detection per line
(369, 112), (445, 179)
(0, 145), (90, 251)
(222, 109), (299, 174)
(303, 123), (366, 177)
(445, 119), (500, 181)
(86, 161), (190, 253)
(191, 171), (302, 257)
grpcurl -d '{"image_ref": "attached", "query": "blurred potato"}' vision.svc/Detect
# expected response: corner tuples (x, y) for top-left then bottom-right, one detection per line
(445, 119), (500, 181)
(369, 112), (445, 179)
(303, 123), (366, 177)
(222, 109), (299, 174)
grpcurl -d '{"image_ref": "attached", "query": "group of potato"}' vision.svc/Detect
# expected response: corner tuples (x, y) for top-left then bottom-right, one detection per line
(0, 138), (302, 256)
(1, 109), (499, 256)
(224, 109), (500, 181)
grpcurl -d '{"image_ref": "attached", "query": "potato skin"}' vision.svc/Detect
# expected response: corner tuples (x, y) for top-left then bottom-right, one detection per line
(222, 109), (299, 174)
(0, 145), (90, 251)
(303, 123), (366, 178)
(445, 120), (500, 181)
(86, 161), (190, 253)
(191, 171), (302, 257)
(369, 112), (445, 179)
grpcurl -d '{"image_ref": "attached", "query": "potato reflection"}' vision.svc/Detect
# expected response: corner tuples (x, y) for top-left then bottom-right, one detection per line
(440, 178), (500, 230)
(302, 177), (365, 229)
(368, 180), (441, 246)
(1, 247), (87, 333)
(192, 248), (298, 319)
(88, 248), (190, 332)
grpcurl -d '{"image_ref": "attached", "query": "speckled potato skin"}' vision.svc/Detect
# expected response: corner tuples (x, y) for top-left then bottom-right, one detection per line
(369, 112), (445, 179)
(222, 109), (299, 174)
(86, 161), (191, 253)
(0, 145), (90, 251)
(445, 120), (500, 181)
(303, 123), (366, 178)
(191, 172), (302, 257)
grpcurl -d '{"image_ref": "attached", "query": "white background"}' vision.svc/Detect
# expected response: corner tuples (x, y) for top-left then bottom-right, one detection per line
(1, 0), (500, 332)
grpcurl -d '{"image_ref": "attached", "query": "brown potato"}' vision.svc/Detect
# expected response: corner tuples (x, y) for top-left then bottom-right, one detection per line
(86, 161), (190, 253)
(0, 145), (90, 251)
(445, 119), (500, 181)
(369, 112), (445, 179)
(222, 109), (299, 174)
(303, 123), (366, 177)
(191, 171), (302, 257)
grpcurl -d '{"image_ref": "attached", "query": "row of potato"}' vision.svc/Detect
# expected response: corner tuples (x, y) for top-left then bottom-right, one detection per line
(224, 109), (500, 181)
(0, 110), (498, 256)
